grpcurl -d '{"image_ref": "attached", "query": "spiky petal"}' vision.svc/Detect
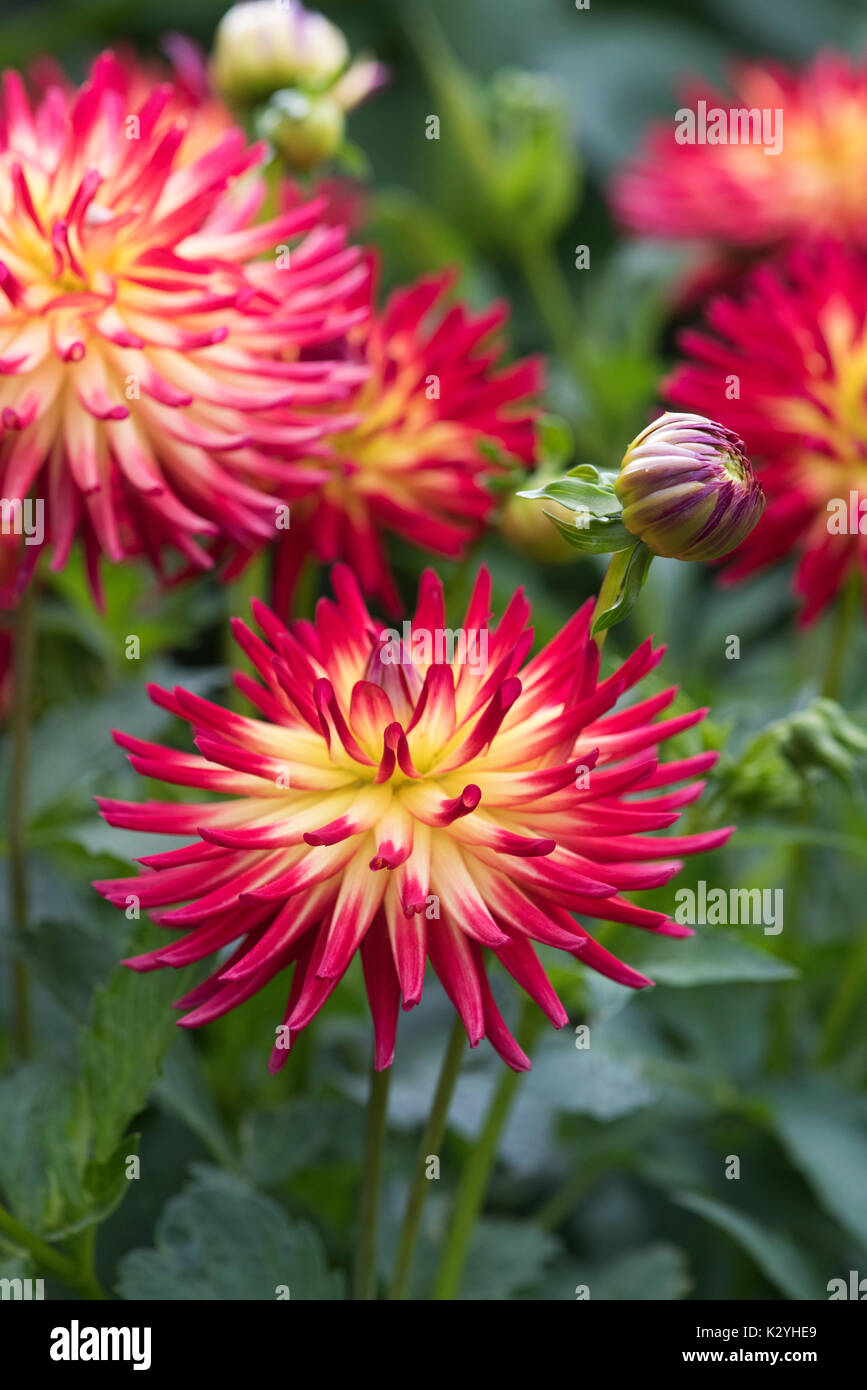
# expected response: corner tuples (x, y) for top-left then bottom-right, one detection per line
(613, 53), (867, 253)
(666, 242), (867, 623)
(273, 267), (543, 613)
(0, 50), (366, 597)
(94, 564), (732, 1072)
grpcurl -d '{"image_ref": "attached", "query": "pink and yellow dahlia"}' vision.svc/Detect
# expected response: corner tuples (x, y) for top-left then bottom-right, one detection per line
(666, 243), (867, 622)
(273, 269), (542, 614)
(94, 565), (731, 1072)
(613, 53), (867, 254)
(0, 49), (366, 597)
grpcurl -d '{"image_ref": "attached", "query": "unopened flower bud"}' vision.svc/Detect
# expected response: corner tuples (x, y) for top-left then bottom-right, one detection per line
(211, 1), (349, 106)
(499, 493), (578, 564)
(614, 412), (764, 562)
(258, 89), (345, 170)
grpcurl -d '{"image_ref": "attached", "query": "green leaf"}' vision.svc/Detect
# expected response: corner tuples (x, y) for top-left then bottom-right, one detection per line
(0, 1062), (92, 1237)
(629, 932), (800, 986)
(1, 917), (120, 1025)
(586, 1243), (691, 1300)
(767, 1082), (867, 1250)
(518, 473), (621, 517)
(543, 508), (636, 554)
(79, 922), (193, 1164)
(154, 1036), (238, 1171)
(460, 1219), (561, 1300)
(51, 1135), (142, 1240)
(117, 1168), (344, 1300)
(674, 1191), (822, 1300)
(530, 1032), (660, 1119)
(590, 540), (652, 635)
(240, 1099), (363, 1185)
(531, 1243), (691, 1300)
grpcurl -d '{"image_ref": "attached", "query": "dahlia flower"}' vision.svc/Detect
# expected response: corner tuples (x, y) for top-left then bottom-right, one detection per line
(665, 243), (867, 622)
(273, 269), (543, 614)
(616, 412), (764, 562)
(613, 53), (867, 254)
(94, 565), (731, 1072)
(0, 49), (366, 597)
(212, 1), (351, 105)
(211, 1), (386, 114)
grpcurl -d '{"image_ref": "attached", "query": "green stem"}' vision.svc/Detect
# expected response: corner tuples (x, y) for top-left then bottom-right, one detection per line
(71, 1226), (105, 1301)
(535, 1151), (627, 1232)
(0, 1202), (105, 1299)
(821, 569), (861, 699)
(352, 1058), (391, 1300)
(433, 999), (543, 1300)
(389, 1016), (466, 1300)
(591, 549), (629, 653)
(518, 240), (577, 364)
(8, 583), (36, 1058)
(765, 819), (806, 1076)
(809, 570), (864, 1064)
(818, 931), (867, 1065)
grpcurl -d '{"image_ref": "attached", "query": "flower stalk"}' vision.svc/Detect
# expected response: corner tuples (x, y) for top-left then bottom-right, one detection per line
(433, 999), (545, 1300)
(352, 1059), (391, 1301)
(7, 583), (36, 1059)
(389, 1016), (466, 1300)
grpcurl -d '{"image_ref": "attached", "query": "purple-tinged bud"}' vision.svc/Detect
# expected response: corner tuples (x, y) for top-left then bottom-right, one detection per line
(614, 412), (764, 562)
(211, 1), (349, 106)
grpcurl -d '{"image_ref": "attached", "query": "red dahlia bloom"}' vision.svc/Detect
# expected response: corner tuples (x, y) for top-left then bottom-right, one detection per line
(94, 565), (731, 1071)
(273, 269), (542, 614)
(0, 50), (365, 597)
(613, 53), (867, 253)
(666, 243), (867, 623)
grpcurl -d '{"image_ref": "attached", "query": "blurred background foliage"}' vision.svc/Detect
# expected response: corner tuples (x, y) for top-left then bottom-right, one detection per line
(1, 0), (866, 1301)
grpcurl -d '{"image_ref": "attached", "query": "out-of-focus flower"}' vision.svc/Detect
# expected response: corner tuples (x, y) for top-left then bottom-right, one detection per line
(211, 1), (387, 140)
(257, 88), (345, 171)
(498, 490), (577, 563)
(412, 10), (578, 259)
(613, 53), (867, 255)
(273, 269), (543, 614)
(666, 244), (867, 622)
(615, 412), (764, 562)
(710, 697), (867, 818)
(94, 565), (732, 1072)
(0, 50), (367, 599)
(211, 1), (350, 104)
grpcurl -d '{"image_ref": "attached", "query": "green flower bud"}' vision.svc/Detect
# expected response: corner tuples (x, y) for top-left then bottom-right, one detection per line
(258, 89), (345, 170)
(499, 493), (578, 564)
(614, 412), (764, 562)
(211, 1), (349, 106)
